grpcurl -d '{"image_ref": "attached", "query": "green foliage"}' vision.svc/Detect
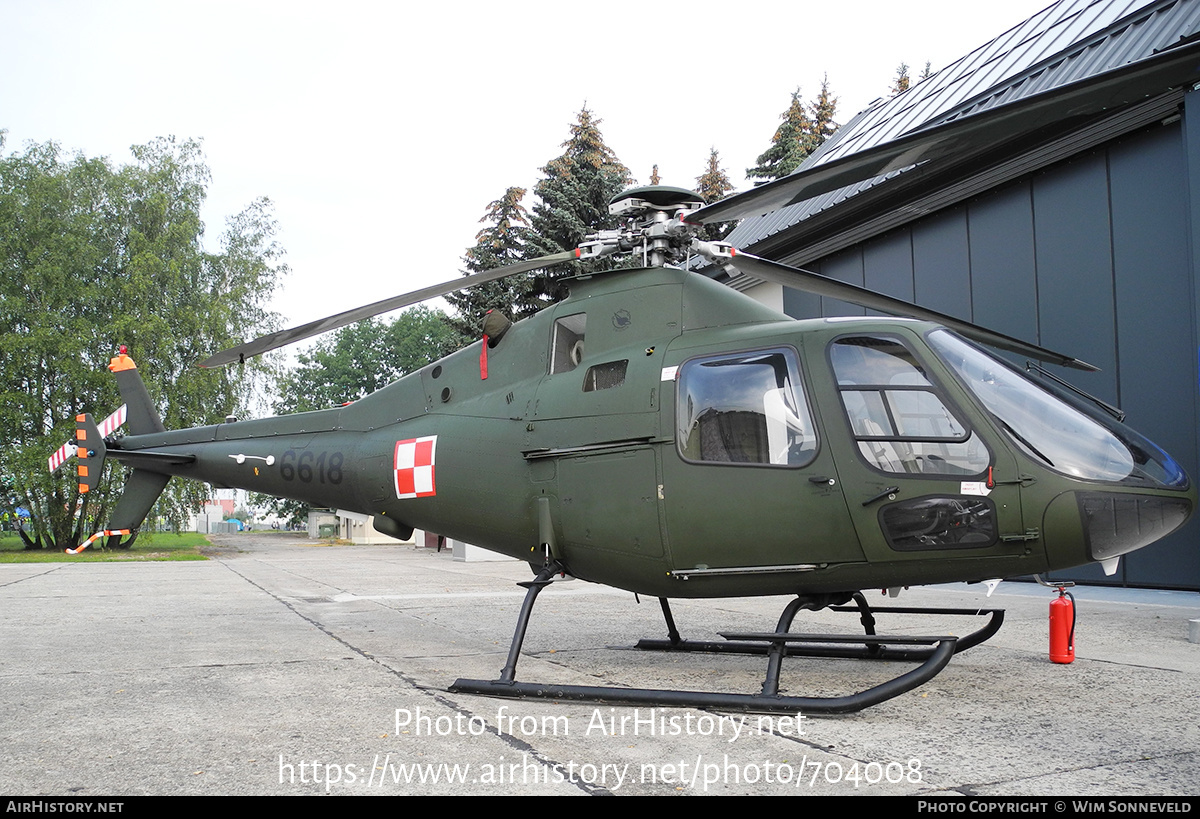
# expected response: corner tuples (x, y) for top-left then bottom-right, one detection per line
(810, 75), (838, 146)
(445, 188), (538, 336)
(250, 493), (308, 529)
(891, 62), (912, 96)
(747, 89), (813, 182)
(0, 529), (210, 562)
(225, 506), (253, 522)
(272, 305), (465, 415)
(747, 82), (839, 184)
(0, 133), (287, 550)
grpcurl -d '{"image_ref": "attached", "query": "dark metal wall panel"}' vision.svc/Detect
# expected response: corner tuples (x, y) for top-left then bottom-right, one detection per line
(1181, 88), (1200, 593)
(863, 233), (915, 314)
(781, 280), (822, 320)
(1031, 153), (1120, 404)
(817, 248), (867, 317)
(1107, 124), (1199, 587)
(967, 185), (1040, 344)
(1185, 89), (1200, 507)
(912, 206), (973, 321)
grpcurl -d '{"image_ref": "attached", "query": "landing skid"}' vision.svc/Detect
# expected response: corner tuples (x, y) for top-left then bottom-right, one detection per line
(450, 564), (1005, 715)
(637, 595), (1005, 661)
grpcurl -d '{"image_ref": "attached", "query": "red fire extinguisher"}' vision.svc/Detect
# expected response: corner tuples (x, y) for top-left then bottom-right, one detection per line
(1049, 587), (1075, 664)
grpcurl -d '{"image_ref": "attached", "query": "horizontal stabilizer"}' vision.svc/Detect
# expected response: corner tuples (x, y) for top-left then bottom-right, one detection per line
(108, 450), (197, 470)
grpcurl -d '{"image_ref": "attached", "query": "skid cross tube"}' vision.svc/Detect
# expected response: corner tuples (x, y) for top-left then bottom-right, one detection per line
(637, 593), (1004, 661)
(450, 584), (986, 714)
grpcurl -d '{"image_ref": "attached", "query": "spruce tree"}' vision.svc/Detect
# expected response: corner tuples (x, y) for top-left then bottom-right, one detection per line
(521, 105), (632, 316)
(445, 187), (537, 335)
(891, 62), (912, 96)
(747, 88), (817, 183)
(809, 74), (839, 149)
(695, 148), (735, 240)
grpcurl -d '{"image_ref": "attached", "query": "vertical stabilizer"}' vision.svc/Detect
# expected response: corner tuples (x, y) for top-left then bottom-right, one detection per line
(107, 349), (166, 434)
(67, 350), (172, 552)
(104, 468), (173, 545)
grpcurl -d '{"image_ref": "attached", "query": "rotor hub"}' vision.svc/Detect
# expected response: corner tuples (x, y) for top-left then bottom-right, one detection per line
(572, 186), (712, 268)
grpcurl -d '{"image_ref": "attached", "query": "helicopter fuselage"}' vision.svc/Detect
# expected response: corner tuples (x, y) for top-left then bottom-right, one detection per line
(108, 266), (1195, 598)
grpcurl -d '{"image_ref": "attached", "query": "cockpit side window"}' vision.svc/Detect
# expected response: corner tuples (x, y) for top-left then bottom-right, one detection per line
(830, 335), (989, 476)
(676, 347), (816, 467)
(551, 313), (586, 374)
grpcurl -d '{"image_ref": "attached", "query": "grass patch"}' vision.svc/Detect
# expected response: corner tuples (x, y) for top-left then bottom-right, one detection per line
(0, 530), (210, 563)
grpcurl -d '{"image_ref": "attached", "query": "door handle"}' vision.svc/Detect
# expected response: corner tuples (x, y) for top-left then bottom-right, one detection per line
(862, 486), (900, 506)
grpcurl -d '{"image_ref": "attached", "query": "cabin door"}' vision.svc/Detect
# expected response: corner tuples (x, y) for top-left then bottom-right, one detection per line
(659, 342), (863, 575)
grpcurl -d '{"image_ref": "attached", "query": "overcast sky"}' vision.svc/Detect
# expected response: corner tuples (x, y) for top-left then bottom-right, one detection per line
(3, 0), (1056, 342)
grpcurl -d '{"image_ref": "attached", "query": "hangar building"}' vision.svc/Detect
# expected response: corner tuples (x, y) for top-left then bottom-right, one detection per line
(722, 0), (1200, 589)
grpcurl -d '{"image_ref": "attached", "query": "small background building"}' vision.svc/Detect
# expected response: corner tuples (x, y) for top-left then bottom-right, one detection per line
(307, 508), (338, 539)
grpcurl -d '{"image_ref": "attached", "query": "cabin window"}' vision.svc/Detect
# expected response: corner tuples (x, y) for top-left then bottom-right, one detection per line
(880, 496), (997, 550)
(927, 329), (1188, 487)
(551, 313), (586, 374)
(830, 335), (989, 476)
(583, 360), (627, 392)
(676, 348), (816, 467)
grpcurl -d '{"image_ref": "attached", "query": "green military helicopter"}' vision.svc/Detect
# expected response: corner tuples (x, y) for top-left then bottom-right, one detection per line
(54, 44), (1200, 713)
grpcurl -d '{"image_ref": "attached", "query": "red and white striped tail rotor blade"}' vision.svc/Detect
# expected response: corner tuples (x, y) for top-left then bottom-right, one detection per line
(48, 443), (78, 473)
(47, 404), (127, 473)
(99, 404), (127, 437)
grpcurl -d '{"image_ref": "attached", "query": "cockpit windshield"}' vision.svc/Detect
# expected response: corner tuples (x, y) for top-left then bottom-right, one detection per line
(927, 330), (1187, 488)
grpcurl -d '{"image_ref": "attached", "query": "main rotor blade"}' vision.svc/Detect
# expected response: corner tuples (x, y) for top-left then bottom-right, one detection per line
(691, 39), (1200, 225)
(200, 249), (581, 367)
(725, 251), (1098, 371)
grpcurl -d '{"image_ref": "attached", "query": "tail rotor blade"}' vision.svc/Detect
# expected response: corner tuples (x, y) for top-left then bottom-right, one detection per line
(48, 442), (78, 473)
(48, 404), (127, 473)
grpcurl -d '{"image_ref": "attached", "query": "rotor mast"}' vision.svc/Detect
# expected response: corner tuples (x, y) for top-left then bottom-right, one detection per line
(605, 186), (710, 268)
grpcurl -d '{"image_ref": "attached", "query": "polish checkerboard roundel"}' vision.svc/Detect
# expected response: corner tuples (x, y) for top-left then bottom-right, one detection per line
(394, 436), (436, 499)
